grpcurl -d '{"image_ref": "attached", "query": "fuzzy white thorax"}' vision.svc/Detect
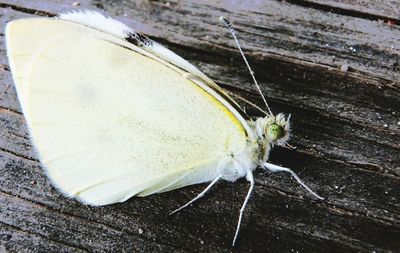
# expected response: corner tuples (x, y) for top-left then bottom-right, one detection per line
(219, 141), (259, 182)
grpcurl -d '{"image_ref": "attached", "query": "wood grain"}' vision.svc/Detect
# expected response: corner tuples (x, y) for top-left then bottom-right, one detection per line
(0, 0), (399, 252)
(290, 0), (400, 24)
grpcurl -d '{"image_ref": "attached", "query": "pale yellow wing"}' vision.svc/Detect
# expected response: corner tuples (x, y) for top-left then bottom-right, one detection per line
(6, 17), (248, 205)
(58, 11), (246, 118)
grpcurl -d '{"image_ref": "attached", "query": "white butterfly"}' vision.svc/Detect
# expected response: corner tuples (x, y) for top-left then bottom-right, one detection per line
(5, 11), (323, 246)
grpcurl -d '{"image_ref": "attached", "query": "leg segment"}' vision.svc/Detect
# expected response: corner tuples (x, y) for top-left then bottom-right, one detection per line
(232, 170), (254, 246)
(262, 162), (324, 200)
(170, 175), (222, 215)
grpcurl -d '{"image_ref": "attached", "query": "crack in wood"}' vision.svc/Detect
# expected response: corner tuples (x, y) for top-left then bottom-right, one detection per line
(0, 146), (38, 162)
(284, 0), (400, 25)
(0, 107), (23, 116)
(0, 2), (53, 17)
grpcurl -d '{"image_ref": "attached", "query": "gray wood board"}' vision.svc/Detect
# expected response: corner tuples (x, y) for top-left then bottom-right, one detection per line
(0, 0), (399, 252)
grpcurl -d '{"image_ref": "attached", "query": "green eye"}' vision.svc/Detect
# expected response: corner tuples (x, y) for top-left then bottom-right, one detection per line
(266, 124), (283, 141)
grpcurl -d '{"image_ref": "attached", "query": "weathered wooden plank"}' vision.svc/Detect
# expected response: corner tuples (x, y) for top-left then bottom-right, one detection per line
(0, 222), (87, 253)
(0, 192), (184, 252)
(290, 0), (400, 23)
(0, 0), (399, 252)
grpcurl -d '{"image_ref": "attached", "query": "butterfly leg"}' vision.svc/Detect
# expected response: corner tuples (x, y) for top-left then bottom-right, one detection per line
(169, 175), (222, 215)
(232, 169), (254, 246)
(262, 162), (324, 200)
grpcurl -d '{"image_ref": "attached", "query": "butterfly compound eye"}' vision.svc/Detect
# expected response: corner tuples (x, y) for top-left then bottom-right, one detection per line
(266, 124), (284, 142)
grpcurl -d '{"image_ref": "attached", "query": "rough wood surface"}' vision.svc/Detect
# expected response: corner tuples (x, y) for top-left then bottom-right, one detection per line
(287, 0), (400, 24)
(0, 0), (399, 252)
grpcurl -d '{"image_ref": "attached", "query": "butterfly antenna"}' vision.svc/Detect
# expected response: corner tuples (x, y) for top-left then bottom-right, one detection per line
(220, 16), (273, 115)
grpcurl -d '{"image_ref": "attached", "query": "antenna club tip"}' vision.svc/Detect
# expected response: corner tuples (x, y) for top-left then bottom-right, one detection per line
(219, 16), (230, 26)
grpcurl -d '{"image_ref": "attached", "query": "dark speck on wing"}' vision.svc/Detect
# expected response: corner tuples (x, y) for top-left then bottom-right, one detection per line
(125, 32), (153, 47)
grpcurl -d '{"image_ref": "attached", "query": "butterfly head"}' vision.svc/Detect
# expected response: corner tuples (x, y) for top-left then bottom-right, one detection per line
(257, 113), (291, 146)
